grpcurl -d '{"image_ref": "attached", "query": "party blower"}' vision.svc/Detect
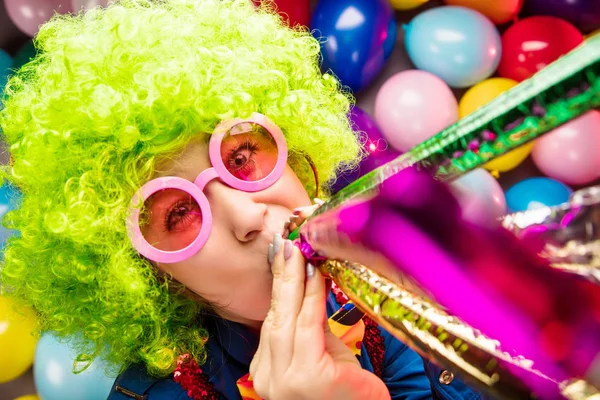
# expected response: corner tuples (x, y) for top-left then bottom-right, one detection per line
(289, 36), (600, 399)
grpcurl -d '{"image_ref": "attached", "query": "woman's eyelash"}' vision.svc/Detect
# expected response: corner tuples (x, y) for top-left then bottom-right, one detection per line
(228, 139), (260, 158)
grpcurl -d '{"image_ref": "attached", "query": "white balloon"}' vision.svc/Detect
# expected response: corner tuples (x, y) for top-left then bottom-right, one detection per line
(450, 168), (506, 228)
(71, 0), (109, 11)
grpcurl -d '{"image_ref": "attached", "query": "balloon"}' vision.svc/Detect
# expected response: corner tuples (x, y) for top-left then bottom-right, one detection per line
(374, 70), (458, 152)
(252, 0), (310, 27)
(311, 0), (397, 92)
(459, 77), (534, 173)
(71, 0), (109, 11)
(34, 333), (119, 400)
(531, 110), (600, 186)
(404, 6), (502, 88)
(485, 142), (534, 174)
(0, 295), (38, 383)
(0, 49), (12, 91)
(14, 396), (40, 400)
(524, 0), (600, 33)
(12, 41), (38, 70)
(330, 106), (401, 193)
(389, 0), (429, 10)
(498, 16), (583, 82)
(443, 0), (523, 24)
(450, 168), (507, 227)
(505, 177), (572, 212)
(4, 0), (73, 37)
(0, 182), (21, 250)
(458, 78), (517, 117)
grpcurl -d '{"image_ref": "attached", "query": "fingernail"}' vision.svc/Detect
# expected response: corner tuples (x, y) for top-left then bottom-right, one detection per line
(313, 198), (324, 205)
(306, 262), (315, 278)
(273, 233), (282, 256)
(284, 240), (293, 260)
(268, 243), (274, 264)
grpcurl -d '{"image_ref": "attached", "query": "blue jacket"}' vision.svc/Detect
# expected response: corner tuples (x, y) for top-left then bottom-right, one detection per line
(107, 293), (482, 400)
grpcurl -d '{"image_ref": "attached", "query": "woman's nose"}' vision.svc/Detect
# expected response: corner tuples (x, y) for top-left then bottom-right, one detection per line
(205, 182), (268, 242)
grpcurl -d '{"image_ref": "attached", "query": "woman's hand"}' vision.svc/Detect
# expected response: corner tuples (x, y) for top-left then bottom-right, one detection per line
(284, 198), (323, 237)
(249, 233), (390, 400)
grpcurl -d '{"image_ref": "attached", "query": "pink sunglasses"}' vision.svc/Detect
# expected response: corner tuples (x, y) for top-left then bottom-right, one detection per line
(127, 113), (317, 264)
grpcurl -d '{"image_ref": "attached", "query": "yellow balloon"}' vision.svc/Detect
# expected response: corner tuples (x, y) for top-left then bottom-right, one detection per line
(14, 396), (40, 400)
(459, 78), (533, 173)
(389, 0), (429, 11)
(0, 295), (38, 383)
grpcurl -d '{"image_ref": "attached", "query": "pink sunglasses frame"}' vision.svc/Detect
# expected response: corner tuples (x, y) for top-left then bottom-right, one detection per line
(127, 113), (288, 264)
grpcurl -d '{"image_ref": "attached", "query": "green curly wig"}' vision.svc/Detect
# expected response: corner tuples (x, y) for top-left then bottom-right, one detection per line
(0, 0), (360, 375)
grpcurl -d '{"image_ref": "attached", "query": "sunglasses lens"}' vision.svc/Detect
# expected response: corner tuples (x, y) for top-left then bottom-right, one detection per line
(220, 121), (279, 182)
(140, 188), (203, 252)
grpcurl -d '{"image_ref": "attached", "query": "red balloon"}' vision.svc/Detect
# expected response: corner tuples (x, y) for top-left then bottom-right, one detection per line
(498, 16), (584, 82)
(252, 0), (310, 27)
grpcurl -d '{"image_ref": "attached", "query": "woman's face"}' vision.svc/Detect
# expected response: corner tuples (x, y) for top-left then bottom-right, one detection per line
(147, 139), (311, 328)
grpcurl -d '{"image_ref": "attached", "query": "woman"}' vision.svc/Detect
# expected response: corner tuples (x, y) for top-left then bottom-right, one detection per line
(0, 1), (480, 398)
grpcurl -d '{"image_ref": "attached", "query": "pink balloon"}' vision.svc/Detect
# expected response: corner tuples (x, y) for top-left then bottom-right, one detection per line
(4, 0), (73, 37)
(374, 70), (458, 152)
(71, 0), (108, 10)
(450, 168), (507, 228)
(532, 110), (600, 186)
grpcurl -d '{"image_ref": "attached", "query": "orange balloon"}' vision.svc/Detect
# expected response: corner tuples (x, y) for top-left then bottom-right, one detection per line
(443, 0), (523, 25)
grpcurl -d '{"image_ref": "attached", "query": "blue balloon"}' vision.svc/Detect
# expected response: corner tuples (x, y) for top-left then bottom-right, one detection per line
(404, 6), (502, 88)
(0, 182), (21, 250)
(505, 177), (572, 213)
(34, 333), (119, 400)
(311, 0), (396, 92)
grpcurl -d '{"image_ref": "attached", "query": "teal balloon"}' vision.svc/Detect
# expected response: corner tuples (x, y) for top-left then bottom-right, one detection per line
(12, 41), (37, 70)
(34, 333), (119, 400)
(0, 49), (12, 91)
(0, 182), (21, 250)
(404, 6), (502, 88)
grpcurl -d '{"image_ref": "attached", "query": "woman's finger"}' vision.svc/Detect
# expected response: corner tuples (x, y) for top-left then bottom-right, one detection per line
(291, 263), (328, 368)
(268, 241), (307, 375)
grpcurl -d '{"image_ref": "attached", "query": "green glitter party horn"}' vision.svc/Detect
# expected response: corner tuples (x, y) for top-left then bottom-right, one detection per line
(306, 35), (600, 222)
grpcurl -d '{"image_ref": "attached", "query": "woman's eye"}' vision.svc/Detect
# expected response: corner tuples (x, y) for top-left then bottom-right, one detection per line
(165, 200), (201, 231)
(230, 149), (252, 169)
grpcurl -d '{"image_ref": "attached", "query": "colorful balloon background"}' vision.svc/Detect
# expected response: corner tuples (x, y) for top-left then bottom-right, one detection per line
(404, 6), (502, 88)
(0, 296), (38, 384)
(505, 177), (572, 212)
(311, 0), (397, 92)
(524, 0), (600, 33)
(374, 70), (458, 152)
(34, 333), (119, 400)
(443, 0), (523, 25)
(498, 16), (584, 82)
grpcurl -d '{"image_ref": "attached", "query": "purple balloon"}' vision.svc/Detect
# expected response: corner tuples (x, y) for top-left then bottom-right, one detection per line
(4, 0), (72, 37)
(524, 0), (600, 32)
(329, 106), (401, 193)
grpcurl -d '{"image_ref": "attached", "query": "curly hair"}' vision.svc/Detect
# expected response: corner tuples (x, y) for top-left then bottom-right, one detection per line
(0, 0), (359, 376)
